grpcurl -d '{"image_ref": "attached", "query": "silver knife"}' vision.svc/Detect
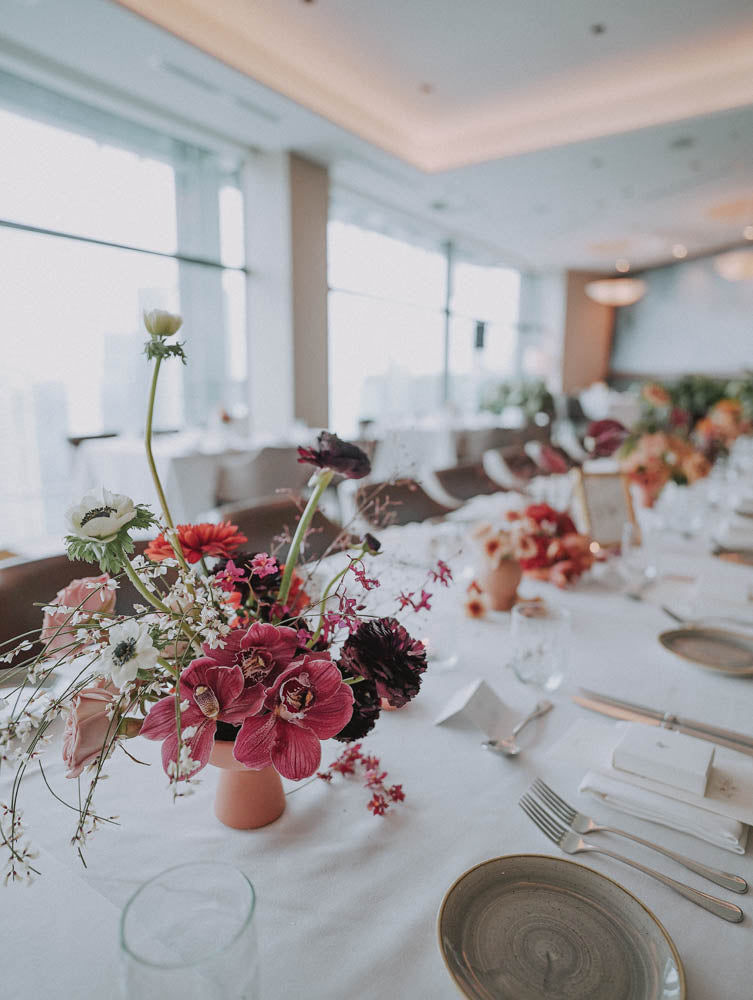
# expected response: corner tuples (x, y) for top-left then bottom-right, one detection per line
(574, 688), (753, 757)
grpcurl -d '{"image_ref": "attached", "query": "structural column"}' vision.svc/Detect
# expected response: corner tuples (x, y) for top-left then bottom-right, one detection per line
(242, 151), (329, 435)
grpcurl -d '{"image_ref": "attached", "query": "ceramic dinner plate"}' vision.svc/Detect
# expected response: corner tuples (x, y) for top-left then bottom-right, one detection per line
(438, 855), (684, 1000)
(659, 626), (753, 675)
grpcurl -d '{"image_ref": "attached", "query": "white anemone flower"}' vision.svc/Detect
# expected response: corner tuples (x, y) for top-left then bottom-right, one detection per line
(66, 488), (137, 543)
(101, 620), (159, 690)
(143, 309), (182, 338)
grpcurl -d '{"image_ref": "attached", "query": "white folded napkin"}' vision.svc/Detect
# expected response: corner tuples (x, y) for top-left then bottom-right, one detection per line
(714, 514), (753, 550)
(548, 719), (753, 853)
(580, 771), (748, 854)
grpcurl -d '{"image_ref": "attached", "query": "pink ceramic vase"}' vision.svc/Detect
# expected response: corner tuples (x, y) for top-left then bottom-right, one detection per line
(479, 559), (522, 611)
(209, 740), (286, 830)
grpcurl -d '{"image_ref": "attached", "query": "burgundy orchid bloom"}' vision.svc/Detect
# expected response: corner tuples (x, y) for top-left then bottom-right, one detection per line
(140, 661), (263, 778)
(195, 622), (299, 698)
(233, 656), (354, 780)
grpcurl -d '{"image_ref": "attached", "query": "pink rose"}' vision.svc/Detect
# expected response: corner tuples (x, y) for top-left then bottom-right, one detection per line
(63, 681), (119, 778)
(41, 574), (116, 658)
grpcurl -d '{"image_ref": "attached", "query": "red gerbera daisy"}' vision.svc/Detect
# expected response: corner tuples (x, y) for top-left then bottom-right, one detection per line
(145, 522), (247, 564)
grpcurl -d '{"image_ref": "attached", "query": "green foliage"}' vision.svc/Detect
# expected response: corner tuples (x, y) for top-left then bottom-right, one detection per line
(667, 375), (727, 423)
(144, 338), (187, 364)
(480, 378), (554, 419)
(726, 372), (753, 420)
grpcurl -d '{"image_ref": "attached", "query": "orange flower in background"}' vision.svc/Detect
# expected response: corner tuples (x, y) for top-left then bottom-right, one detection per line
(642, 382), (671, 407)
(145, 522), (248, 564)
(464, 595), (488, 619)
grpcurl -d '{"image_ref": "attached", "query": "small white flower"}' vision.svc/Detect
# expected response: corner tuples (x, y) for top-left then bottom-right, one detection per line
(143, 309), (182, 338)
(100, 620), (159, 690)
(66, 488), (137, 543)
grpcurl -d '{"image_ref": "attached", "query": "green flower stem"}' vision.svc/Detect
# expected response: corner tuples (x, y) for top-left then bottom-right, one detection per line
(144, 357), (191, 575)
(308, 553), (362, 647)
(277, 468), (334, 607)
(122, 560), (199, 651)
(122, 559), (172, 615)
(157, 656), (180, 679)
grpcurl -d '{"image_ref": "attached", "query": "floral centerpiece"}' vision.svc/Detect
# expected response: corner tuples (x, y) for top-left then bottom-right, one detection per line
(0, 312), (445, 883)
(465, 503), (593, 616)
(618, 431), (710, 507)
(584, 415), (712, 508)
(693, 399), (752, 460)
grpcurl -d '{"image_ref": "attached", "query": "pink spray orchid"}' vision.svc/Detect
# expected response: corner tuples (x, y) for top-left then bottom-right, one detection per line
(234, 655), (354, 780)
(195, 622), (300, 697)
(140, 661), (263, 778)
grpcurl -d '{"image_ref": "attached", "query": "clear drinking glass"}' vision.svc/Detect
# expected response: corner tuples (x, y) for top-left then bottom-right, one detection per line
(510, 601), (570, 691)
(120, 862), (258, 1000)
(620, 520), (657, 590)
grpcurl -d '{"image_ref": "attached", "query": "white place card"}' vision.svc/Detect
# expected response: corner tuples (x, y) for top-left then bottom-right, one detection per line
(612, 722), (714, 796)
(434, 678), (510, 740)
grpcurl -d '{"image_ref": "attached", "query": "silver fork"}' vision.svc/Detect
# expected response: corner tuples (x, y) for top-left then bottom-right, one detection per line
(519, 793), (744, 922)
(531, 777), (747, 894)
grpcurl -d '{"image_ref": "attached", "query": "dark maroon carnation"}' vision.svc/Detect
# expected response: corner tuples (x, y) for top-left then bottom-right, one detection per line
(297, 432), (371, 479)
(333, 670), (381, 742)
(338, 617), (427, 708)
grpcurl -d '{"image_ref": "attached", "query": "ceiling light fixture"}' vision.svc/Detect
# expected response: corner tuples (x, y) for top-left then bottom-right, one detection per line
(672, 244), (688, 259)
(714, 249), (753, 281)
(585, 278), (647, 307)
(615, 258), (630, 273)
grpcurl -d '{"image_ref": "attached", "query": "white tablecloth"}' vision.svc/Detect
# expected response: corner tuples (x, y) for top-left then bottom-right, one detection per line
(4, 533), (753, 999)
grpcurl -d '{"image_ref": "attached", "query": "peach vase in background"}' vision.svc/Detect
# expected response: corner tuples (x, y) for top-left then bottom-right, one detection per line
(479, 561), (522, 611)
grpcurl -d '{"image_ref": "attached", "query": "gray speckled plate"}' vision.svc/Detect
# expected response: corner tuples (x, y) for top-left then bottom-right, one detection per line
(438, 855), (685, 1000)
(659, 626), (753, 675)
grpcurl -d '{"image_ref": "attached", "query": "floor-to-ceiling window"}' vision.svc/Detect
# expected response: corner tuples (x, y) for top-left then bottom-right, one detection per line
(327, 220), (520, 436)
(0, 72), (246, 547)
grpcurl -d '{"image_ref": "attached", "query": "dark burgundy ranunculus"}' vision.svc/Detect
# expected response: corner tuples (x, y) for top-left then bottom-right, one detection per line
(338, 617), (427, 708)
(297, 432), (371, 479)
(333, 669), (381, 742)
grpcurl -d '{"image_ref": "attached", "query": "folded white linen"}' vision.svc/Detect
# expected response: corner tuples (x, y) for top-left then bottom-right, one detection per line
(579, 770), (748, 854)
(714, 514), (753, 550)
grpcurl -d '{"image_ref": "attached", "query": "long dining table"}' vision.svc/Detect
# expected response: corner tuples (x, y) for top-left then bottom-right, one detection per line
(4, 521), (753, 999)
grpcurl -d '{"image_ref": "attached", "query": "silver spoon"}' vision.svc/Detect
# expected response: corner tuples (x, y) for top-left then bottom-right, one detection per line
(482, 699), (554, 756)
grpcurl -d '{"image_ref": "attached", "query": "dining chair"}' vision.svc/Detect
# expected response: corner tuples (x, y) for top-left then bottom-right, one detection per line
(482, 445), (541, 490)
(215, 495), (351, 563)
(0, 546), (148, 658)
(215, 447), (311, 506)
(433, 462), (508, 502)
(354, 478), (458, 527)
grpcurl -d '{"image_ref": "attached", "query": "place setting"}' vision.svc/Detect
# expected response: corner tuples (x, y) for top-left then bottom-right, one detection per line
(7, 7), (753, 997)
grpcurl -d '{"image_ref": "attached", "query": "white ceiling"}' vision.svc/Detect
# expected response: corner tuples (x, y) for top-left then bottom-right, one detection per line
(3, 0), (753, 271)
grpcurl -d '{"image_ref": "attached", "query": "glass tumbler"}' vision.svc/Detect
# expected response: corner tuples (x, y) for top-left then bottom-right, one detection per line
(510, 601), (571, 691)
(120, 862), (258, 1000)
(620, 520), (658, 589)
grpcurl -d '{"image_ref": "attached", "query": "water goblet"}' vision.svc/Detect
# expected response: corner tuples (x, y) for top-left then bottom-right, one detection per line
(509, 601), (570, 692)
(120, 862), (258, 1000)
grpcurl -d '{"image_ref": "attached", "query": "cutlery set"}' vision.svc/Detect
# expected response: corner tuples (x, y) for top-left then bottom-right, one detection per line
(519, 777), (746, 923)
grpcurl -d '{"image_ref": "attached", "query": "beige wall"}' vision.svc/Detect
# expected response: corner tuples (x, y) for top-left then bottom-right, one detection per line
(561, 270), (615, 393)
